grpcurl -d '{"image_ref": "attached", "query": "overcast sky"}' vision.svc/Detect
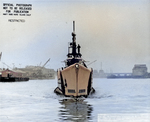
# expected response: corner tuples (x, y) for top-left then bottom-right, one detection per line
(0, 0), (150, 73)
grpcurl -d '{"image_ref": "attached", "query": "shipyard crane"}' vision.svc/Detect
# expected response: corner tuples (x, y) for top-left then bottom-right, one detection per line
(42, 58), (50, 69)
(2, 62), (13, 69)
(35, 58), (51, 77)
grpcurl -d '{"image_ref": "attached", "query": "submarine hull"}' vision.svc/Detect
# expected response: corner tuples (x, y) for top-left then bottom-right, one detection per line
(54, 63), (94, 97)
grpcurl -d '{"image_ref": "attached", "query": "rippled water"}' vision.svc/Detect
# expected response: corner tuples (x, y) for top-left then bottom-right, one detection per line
(0, 78), (150, 122)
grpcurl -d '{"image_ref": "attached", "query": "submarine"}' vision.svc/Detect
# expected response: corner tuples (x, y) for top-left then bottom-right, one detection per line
(54, 21), (95, 98)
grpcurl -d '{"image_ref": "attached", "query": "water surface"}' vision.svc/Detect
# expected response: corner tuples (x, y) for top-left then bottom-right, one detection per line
(0, 78), (150, 121)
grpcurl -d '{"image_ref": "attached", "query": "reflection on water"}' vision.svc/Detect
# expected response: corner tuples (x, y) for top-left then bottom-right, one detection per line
(59, 99), (93, 122)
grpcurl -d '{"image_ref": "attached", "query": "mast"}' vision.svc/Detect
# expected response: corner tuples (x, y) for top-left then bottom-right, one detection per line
(72, 21), (77, 57)
(67, 21), (82, 58)
(73, 21), (75, 33)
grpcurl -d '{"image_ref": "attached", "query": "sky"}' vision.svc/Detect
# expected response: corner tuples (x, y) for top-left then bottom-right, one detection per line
(0, 0), (150, 73)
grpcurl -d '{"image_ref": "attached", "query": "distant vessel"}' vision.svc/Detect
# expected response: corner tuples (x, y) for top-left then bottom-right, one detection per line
(17, 59), (55, 80)
(93, 62), (106, 78)
(0, 69), (29, 82)
(107, 73), (132, 79)
(132, 64), (150, 78)
(107, 64), (150, 79)
(18, 66), (55, 80)
(54, 21), (95, 98)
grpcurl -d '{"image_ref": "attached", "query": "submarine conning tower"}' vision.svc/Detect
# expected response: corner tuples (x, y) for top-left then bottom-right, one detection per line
(67, 21), (82, 58)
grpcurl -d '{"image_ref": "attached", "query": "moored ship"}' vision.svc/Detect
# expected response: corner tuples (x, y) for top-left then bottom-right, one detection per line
(54, 21), (95, 98)
(0, 69), (29, 82)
